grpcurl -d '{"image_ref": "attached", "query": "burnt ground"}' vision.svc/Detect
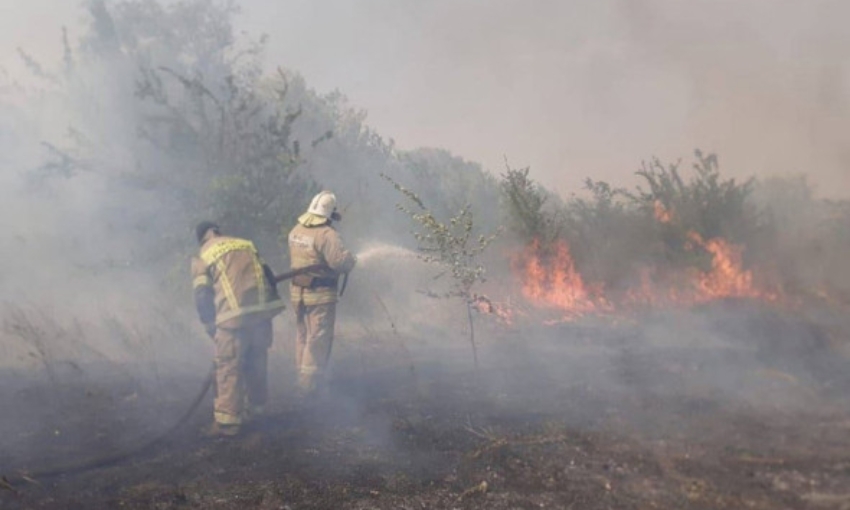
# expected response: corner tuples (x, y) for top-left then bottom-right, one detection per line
(2, 300), (850, 509)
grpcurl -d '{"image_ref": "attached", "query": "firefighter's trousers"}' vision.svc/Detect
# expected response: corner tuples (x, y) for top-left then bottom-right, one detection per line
(213, 319), (272, 426)
(294, 302), (337, 394)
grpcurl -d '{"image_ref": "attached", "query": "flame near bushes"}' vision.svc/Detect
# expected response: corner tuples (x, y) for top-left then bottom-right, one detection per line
(512, 202), (777, 320)
(501, 154), (789, 322)
(513, 240), (610, 319)
(513, 232), (774, 320)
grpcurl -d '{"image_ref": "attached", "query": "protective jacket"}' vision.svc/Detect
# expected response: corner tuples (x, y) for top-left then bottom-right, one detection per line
(192, 235), (285, 328)
(288, 219), (356, 306)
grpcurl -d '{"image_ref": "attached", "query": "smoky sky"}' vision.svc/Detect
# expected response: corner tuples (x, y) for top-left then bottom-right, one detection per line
(3, 0), (850, 196)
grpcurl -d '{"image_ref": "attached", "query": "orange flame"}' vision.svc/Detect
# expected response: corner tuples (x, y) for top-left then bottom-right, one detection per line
(624, 231), (774, 307)
(688, 231), (776, 302)
(511, 198), (780, 321)
(471, 294), (515, 326)
(654, 200), (673, 224)
(513, 239), (609, 320)
(513, 231), (776, 321)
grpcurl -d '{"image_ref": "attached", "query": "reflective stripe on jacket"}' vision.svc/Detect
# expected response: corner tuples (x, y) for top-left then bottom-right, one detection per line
(288, 223), (356, 306)
(191, 236), (285, 327)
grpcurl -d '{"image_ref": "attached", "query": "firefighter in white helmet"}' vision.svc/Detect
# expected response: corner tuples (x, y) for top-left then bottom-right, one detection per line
(287, 191), (356, 396)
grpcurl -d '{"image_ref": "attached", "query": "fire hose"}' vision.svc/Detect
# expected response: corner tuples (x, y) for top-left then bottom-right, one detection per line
(1, 364), (215, 490)
(1, 264), (338, 490)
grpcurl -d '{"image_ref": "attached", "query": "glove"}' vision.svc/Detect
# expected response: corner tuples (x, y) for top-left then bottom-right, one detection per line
(204, 322), (216, 339)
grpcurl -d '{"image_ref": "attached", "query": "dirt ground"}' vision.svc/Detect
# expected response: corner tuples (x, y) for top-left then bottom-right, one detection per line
(2, 300), (850, 509)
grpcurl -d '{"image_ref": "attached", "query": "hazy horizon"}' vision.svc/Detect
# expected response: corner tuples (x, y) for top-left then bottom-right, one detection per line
(2, 0), (849, 197)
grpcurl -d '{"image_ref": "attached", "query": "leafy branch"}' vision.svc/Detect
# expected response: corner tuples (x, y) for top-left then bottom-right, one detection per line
(381, 173), (501, 368)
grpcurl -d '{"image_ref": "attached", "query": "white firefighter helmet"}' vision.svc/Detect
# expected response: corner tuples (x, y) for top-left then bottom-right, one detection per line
(307, 191), (338, 218)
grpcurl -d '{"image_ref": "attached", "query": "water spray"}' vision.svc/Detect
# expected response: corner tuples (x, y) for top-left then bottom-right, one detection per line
(356, 242), (418, 265)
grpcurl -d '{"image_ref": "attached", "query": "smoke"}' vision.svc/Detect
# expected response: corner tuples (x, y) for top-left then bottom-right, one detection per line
(0, 2), (226, 386)
(614, 0), (850, 194)
(231, 0), (850, 197)
(5, 1), (850, 195)
(1, 2), (849, 497)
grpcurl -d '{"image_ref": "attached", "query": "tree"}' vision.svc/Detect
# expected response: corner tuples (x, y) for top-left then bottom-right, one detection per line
(626, 150), (758, 243)
(16, 0), (321, 280)
(500, 163), (559, 244)
(135, 65), (318, 244)
(381, 173), (500, 368)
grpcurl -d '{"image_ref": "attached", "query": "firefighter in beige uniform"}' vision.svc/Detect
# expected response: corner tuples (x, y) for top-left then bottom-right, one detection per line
(191, 221), (285, 436)
(288, 191), (356, 394)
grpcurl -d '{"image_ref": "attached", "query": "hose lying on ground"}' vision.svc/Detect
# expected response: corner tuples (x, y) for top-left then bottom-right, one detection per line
(1, 363), (215, 489)
(1, 267), (316, 491)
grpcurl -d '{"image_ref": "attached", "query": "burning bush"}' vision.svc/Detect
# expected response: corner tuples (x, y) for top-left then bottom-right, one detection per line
(501, 151), (797, 321)
(512, 239), (610, 319)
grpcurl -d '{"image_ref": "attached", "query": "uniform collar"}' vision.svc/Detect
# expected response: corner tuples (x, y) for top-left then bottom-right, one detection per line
(298, 212), (330, 227)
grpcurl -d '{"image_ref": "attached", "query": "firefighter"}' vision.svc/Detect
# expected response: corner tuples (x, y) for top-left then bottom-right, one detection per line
(287, 191), (357, 396)
(191, 221), (285, 437)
